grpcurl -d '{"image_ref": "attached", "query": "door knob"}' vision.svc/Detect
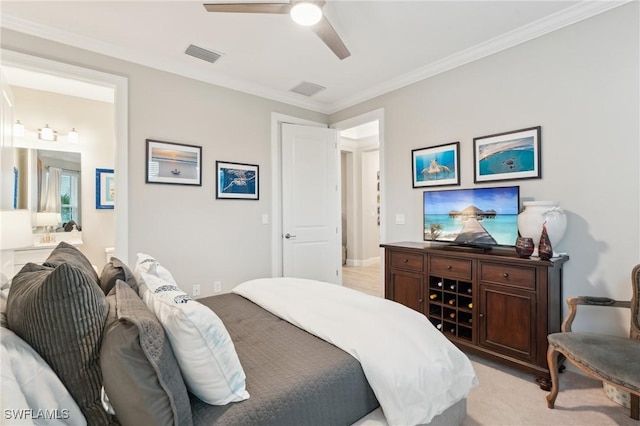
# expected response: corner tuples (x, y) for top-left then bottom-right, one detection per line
(284, 233), (296, 239)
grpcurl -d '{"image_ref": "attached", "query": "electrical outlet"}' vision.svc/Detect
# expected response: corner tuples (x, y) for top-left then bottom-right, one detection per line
(214, 281), (222, 293)
(192, 284), (201, 297)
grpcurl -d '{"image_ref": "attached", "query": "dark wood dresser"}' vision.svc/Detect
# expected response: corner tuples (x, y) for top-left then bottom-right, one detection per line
(381, 241), (569, 390)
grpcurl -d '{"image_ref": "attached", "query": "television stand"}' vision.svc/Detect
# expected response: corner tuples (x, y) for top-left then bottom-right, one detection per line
(381, 241), (569, 390)
(443, 243), (493, 253)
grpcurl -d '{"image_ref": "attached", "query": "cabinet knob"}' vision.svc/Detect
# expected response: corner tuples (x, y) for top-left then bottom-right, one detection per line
(403, 258), (409, 263)
(479, 313), (485, 318)
(447, 265), (452, 270)
(503, 272), (509, 278)
(418, 299), (424, 303)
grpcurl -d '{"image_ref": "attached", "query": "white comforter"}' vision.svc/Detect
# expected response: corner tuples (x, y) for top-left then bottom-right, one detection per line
(233, 277), (478, 426)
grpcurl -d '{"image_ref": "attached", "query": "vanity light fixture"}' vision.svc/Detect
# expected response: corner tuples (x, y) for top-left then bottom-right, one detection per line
(68, 128), (79, 143)
(14, 120), (24, 137)
(290, 2), (322, 26)
(38, 124), (57, 141)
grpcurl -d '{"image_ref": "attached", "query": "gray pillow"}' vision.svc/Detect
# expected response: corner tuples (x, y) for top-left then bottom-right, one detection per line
(102, 280), (193, 426)
(6, 262), (112, 425)
(100, 256), (138, 295)
(43, 241), (99, 284)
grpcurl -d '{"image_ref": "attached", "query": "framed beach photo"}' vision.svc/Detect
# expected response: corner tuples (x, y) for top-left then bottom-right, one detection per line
(96, 168), (115, 209)
(473, 126), (541, 183)
(216, 161), (259, 200)
(412, 142), (460, 188)
(146, 139), (202, 186)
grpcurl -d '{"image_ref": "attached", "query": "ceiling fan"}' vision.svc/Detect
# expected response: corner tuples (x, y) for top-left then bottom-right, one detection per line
(203, 1), (351, 60)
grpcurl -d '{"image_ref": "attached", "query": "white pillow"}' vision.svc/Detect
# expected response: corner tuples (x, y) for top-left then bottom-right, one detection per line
(1, 327), (87, 426)
(133, 253), (177, 285)
(138, 273), (249, 405)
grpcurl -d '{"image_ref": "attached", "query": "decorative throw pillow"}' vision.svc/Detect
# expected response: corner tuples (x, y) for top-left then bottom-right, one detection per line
(101, 280), (192, 426)
(6, 262), (112, 425)
(1, 327), (87, 426)
(133, 253), (177, 286)
(100, 256), (138, 295)
(138, 273), (250, 405)
(43, 242), (99, 284)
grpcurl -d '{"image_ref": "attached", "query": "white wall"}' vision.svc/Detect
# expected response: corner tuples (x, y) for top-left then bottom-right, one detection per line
(361, 149), (379, 262)
(11, 87), (115, 269)
(330, 3), (640, 336)
(1, 28), (326, 298)
(341, 135), (380, 265)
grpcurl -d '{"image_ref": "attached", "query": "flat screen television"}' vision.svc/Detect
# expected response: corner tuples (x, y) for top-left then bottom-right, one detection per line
(423, 186), (520, 248)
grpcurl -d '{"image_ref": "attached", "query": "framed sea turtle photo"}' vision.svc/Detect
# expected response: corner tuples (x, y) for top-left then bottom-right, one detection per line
(473, 126), (541, 183)
(216, 161), (259, 200)
(412, 142), (460, 188)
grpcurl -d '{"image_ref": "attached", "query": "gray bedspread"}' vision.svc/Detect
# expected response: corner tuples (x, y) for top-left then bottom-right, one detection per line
(190, 293), (379, 426)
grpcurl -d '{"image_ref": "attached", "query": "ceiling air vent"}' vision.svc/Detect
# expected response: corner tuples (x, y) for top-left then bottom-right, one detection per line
(185, 44), (222, 64)
(290, 81), (326, 97)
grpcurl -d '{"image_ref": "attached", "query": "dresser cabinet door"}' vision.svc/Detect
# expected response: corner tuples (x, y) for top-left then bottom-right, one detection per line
(478, 284), (536, 363)
(388, 270), (424, 314)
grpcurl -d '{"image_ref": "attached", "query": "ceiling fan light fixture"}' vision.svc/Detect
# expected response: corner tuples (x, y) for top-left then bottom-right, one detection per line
(290, 2), (322, 26)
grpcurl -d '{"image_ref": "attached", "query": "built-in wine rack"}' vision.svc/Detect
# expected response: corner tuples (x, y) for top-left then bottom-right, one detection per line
(427, 275), (473, 342)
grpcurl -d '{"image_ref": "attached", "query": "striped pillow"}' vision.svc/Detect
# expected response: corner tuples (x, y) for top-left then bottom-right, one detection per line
(6, 262), (112, 425)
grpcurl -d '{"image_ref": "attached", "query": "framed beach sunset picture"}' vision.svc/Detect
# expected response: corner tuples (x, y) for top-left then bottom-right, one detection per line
(146, 139), (202, 186)
(412, 142), (460, 188)
(473, 126), (541, 183)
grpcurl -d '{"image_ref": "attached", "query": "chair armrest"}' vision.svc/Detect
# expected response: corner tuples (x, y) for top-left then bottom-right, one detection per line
(561, 296), (631, 332)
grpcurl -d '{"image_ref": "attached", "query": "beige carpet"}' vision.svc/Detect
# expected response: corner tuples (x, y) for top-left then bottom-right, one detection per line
(464, 354), (636, 425)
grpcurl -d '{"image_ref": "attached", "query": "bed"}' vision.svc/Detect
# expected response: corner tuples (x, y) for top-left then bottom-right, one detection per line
(1, 244), (477, 426)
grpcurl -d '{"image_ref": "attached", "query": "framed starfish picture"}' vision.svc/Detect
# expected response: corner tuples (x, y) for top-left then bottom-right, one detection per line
(412, 142), (460, 188)
(216, 161), (259, 200)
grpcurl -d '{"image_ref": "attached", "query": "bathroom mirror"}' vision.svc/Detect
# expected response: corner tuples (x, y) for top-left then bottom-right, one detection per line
(14, 148), (82, 233)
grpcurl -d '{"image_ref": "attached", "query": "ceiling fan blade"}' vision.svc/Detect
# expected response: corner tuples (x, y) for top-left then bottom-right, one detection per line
(310, 16), (350, 60)
(203, 2), (291, 14)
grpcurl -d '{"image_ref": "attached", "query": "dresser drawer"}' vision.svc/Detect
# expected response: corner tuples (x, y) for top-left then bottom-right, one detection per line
(389, 251), (423, 272)
(480, 262), (536, 290)
(429, 256), (472, 280)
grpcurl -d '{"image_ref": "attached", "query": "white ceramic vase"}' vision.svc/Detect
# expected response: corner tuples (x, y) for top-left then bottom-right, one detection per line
(517, 201), (567, 257)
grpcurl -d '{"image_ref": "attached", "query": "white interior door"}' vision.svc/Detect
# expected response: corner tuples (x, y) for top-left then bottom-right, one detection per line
(282, 123), (341, 284)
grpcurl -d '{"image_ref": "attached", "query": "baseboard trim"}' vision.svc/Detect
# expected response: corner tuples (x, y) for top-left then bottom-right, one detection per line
(345, 257), (380, 267)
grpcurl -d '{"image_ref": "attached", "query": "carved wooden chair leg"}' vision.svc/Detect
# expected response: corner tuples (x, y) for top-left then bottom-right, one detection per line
(546, 344), (560, 409)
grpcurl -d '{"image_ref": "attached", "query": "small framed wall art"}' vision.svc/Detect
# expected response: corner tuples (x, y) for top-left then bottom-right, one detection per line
(473, 126), (541, 183)
(96, 168), (115, 209)
(412, 142), (460, 188)
(216, 161), (259, 200)
(146, 139), (202, 186)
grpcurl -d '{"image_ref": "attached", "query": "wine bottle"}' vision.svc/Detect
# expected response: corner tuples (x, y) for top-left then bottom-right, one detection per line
(436, 323), (443, 330)
(449, 327), (456, 333)
(468, 318), (473, 324)
(429, 294), (438, 300)
(437, 281), (443, 287)
(468, 302), (473, 309)
(466, 288), (472, 294)
(448, 299), (456, 306)
(449, 312), (456, 319)
(449, 284), (456, 291)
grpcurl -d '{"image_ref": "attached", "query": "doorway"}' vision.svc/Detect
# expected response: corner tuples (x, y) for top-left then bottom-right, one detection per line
(1, 50), (129, 263)
(331, 109), (385, 297)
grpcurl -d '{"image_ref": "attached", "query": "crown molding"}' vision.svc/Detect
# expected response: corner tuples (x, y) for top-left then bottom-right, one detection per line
(0, 14), (329, 114)
(325, 0), (631, 114)
(1, 1), (630, 116)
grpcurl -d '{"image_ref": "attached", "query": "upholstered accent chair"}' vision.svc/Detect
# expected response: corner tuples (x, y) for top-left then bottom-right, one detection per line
(546, 264), (640, 419)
